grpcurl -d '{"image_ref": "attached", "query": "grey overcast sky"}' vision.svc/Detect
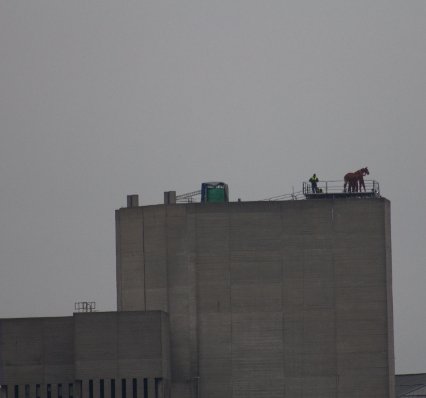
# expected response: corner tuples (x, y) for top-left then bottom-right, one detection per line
(0, 1), (425, 373)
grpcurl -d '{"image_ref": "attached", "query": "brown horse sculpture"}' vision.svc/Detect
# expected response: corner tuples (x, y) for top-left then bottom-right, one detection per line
(344, 167), (369, 192)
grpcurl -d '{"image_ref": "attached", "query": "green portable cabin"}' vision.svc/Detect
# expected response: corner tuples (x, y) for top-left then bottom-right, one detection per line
(201, 182), (229, 203)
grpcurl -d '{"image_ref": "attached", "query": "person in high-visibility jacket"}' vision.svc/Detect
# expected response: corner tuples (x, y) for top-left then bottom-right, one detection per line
(309, 174), (319, 193)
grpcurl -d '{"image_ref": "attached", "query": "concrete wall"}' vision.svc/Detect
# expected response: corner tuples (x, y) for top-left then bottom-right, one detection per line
(116, 198), (394, 398)
(0, 317), (74, 398)
(0, 317), (74, 385)
(75, 311), (170, 380)
(0, 311), (170, 398)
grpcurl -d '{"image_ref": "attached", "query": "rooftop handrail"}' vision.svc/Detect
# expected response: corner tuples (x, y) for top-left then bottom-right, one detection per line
(303, 179), (380, 196)
(176, 179), (380, 203)
(263, 179), (380, 201)
(176, 189), (201, 202)
(263, 191), (305, 201)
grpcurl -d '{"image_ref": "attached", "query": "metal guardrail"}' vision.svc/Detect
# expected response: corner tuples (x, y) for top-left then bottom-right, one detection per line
(303, 179), (380, 196)
(176, 190), (201, 203)
(177, 180), (381, 203)
(263, 191), (304, 201)
(263, 180), (380, 201)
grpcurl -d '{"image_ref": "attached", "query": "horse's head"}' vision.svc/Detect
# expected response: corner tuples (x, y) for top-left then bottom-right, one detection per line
(363, 167), (369, 176)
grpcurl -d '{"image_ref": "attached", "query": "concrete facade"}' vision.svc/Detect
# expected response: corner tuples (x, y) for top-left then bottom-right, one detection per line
(0, 311), (170, 398)
(0, 196), (395, 398)
(116, 198), (395, 398)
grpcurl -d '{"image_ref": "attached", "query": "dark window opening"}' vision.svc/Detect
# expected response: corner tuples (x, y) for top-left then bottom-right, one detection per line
(121, 380), (126, 398)
(132, 379), (137, 398)
(68, 384), (74, 398)
(99, 380), (104, 398)
(47, 384), (52, 398)
(58, 384), (62, 398)
(24, 384), (30, 398)
(36, 384), (41, 398)
(14, 386), (19, 398)
(111, 380), (115, 398)
(143, 379), (148, 398)
(89, 380), (93, 398)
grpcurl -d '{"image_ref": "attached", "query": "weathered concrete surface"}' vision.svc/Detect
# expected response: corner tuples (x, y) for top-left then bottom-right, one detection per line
(0, 311), (170, 398)
(74, 311), (170, 381)
(0, 317), (74, 385)
(116, 198), (394, 398)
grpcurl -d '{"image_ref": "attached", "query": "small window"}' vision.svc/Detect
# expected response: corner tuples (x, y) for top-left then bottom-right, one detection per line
(99, 380), (104, 398)
(132, 379), (137, 398)
(89, 381), (93, 398)
(121, 380), (126, 398)
(143, 380), (148, 398)
(68, 384), (74, 398)
(47, 385), (52, 398)
(14, 386), (19, 398)
(111, 380), (115, 398)
(58, 384), (62, 398)
(36, 384), (41, 398)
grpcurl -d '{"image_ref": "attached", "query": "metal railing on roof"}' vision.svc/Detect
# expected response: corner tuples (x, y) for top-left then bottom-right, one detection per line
(303, 179), (380, 197)
(263, 191), (305, 201)
(263, 180), (380, 201)
(176, 180), (381, 203)
(176, 189), (201, 203)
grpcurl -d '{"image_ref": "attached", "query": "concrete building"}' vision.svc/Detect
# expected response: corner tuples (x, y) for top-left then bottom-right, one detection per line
(0, 312), (170, 398)
(1, 193), (395, 398)
(116, 197), (394, 398)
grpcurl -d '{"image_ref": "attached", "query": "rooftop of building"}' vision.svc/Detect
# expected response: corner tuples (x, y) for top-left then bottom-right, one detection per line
(124, 179), (383, 209)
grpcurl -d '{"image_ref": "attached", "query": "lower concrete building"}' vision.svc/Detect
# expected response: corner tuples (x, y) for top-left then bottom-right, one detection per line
(1, 194), (395, 398)
(0, 312), (170, 398)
